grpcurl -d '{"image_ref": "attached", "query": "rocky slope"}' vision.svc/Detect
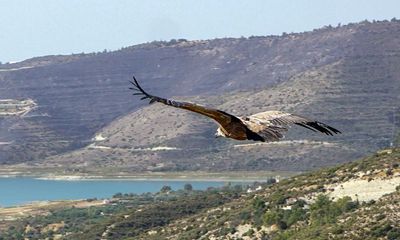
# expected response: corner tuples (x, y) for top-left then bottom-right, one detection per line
(128, 148), (400, 240)
(0, 20), (399, 172)
(2, 148), (399, 240)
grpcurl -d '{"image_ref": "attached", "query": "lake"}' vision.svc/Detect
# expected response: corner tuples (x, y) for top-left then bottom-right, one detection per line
(0, 177), (227, 207)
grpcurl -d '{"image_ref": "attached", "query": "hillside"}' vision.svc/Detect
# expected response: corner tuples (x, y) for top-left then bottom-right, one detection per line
(0, 20), (400, 172)
(1, 148), (399, 239)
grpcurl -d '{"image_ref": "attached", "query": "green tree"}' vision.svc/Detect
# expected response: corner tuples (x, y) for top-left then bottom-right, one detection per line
(264, 209), (283, 225)
(113, 192), (123, 198)
(252, 196), (266, 211)
(184, 183), (193, 191)
(310, 195), (358, 225)
(310, 195), (336, 225)
(269, 190), (287, 205)
(160, 185), (172, 193)
(286, 205), (307, 226)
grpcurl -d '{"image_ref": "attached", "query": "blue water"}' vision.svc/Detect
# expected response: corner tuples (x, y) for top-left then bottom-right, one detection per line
(0, 177), (226, 207)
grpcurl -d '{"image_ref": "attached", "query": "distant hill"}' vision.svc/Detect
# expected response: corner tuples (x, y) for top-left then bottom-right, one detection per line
(0, 20), (399, 172)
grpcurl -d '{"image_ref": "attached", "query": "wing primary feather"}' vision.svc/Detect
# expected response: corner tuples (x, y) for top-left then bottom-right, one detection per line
(324, 125), (342, 134)
(294, 123), (317, 132)
(129, 76), (155, 102)
(305, 122), (333, 135)
(132, 76), (151, 96)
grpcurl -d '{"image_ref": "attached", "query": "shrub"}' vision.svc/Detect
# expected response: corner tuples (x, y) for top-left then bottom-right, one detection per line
(264, 210), (283, 226)
(252, 197), (266, 211)
(239, 210), (251, 221)
(266, 178), (277, 185)
(269, 191), (287, 205)
(388, 227), (400, 240)
(371, 223), (392, 237)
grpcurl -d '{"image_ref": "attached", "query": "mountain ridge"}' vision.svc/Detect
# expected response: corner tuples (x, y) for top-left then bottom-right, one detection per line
(0, 19), (399, 172)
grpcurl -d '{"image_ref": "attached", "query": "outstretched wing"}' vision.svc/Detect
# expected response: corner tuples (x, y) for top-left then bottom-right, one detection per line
(244, 110), (341, 141)
(129, 76), (238, 127)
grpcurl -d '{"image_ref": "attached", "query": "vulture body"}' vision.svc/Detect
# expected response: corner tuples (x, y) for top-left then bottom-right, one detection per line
(130, 76), (341, 142)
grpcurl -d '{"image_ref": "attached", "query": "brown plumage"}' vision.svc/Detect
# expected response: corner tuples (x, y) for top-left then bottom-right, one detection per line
(130, 76), (341, 142)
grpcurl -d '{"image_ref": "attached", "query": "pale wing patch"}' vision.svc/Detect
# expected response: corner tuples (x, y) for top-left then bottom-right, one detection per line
(243, 110), (341, 141)
(243, 116), (288, 142)
(249, 111), (292, 121)
(249, 111), (310, 126)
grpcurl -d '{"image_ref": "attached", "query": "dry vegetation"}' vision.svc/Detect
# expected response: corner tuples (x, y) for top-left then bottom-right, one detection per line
(1, 148), (399, 239)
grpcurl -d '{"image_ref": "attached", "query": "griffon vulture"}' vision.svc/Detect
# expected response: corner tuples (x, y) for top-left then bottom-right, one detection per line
(130, 76), (340, 142)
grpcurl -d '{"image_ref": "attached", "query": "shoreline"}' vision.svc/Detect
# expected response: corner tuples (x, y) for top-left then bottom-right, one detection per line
(0, 170), (301, 182)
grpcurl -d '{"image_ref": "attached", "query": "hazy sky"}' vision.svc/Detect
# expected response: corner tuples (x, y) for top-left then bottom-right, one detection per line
(1, 0), (399, 63)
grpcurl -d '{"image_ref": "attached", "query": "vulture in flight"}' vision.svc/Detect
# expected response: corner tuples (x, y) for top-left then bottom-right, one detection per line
(130, 76), (341, 142)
